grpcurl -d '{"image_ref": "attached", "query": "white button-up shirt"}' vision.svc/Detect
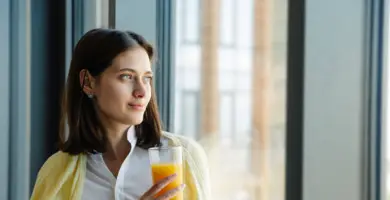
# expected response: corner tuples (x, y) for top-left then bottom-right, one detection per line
(81, 126), (166, 200)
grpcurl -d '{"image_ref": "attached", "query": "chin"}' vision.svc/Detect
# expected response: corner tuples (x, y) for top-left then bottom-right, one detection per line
(126, 115), (144, 125)
(131, 119), (143, 125)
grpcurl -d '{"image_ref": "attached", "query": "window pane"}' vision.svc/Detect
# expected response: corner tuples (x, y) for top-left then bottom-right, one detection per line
(83, 0), (109, 32)
(177, 0), (200, 43)
(173, 0), (288, 199)
(220, 0), (235, 45)
(181, 92), (199, 140)
(220, 94), (234, 144)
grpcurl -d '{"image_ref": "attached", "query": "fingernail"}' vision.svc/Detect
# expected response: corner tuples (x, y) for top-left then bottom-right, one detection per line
(169, 173), (177, 178)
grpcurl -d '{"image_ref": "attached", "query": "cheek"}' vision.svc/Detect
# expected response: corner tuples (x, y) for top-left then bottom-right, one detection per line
(144, 84), (153, 105)
(96, 81), (133, 107)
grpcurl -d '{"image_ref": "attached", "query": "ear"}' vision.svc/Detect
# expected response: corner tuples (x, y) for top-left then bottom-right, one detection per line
(79, 69), (96, 95)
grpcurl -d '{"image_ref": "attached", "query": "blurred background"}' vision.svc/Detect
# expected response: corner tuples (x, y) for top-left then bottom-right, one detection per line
(0, 0), (389, 200)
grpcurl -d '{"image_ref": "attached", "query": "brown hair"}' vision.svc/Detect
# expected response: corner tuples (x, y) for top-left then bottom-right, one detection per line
(59, 28), (162, 155)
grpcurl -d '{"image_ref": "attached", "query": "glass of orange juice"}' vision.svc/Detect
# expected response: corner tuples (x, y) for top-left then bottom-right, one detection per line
(148, 146), (183, 200)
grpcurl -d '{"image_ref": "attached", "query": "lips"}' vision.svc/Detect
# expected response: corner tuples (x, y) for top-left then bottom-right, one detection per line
(128, 103), (145, 110)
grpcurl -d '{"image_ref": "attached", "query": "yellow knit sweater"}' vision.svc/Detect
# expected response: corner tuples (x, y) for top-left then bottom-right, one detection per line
(30, 132), (211, 200)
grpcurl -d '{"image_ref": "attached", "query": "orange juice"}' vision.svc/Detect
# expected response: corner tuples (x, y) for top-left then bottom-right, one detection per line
(151, 163), (183, 200)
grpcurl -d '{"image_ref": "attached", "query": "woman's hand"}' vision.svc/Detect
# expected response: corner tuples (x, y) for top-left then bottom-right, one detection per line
(140, 173), (185, 200)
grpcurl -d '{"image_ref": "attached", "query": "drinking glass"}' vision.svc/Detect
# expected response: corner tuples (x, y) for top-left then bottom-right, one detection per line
(148, 146), (183, 200)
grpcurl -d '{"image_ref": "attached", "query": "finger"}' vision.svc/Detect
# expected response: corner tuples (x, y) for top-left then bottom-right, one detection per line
(155, 184), (185, 200)
(144, 173), (177, 196)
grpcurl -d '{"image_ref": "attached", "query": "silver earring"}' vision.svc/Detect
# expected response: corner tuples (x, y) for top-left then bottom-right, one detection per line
(87, 94), (93, 98)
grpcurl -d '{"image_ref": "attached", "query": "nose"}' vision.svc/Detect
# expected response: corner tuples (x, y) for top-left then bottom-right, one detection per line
(132, 81), (146, 98)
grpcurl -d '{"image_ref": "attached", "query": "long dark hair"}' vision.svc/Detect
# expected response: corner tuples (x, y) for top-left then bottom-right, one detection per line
(59, 28), (162, 155)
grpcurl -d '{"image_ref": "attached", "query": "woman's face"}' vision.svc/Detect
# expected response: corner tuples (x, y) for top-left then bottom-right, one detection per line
(86, 47), (153, 127)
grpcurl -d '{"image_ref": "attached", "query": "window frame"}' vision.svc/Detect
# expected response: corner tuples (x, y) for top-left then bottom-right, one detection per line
(155, 0), (176, 131)
(368, 0), (386, 200)
(285, 0), (304, 199)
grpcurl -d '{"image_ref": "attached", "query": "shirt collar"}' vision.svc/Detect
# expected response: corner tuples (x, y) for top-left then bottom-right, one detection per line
(89, 126), (137, 161)
(127, 125), (137, 145)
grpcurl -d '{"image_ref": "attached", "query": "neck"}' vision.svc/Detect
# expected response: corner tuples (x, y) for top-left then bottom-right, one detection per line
(103, 122), (132, 161)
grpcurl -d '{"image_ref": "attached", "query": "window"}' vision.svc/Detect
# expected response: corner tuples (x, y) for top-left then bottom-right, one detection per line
(181, 91), (200, 140)
(83, 0), (109, 32)
(220, 0), (236, 46)
(178, 0), (200, 44)
(173, 0), (288, 199)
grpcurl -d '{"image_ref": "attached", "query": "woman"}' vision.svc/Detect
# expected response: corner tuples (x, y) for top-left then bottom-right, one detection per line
(30, 28), (210, 200)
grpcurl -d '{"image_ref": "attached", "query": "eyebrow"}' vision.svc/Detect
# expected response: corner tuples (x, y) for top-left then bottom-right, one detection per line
(119, 68), (153, 75)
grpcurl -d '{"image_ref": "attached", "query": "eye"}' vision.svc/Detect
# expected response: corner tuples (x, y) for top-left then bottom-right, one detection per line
(120, 74), (133, 80)
(143, 76), (153, 83)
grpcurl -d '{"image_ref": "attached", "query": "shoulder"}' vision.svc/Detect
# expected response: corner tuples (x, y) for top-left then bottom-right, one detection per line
(37, 151), (69, 176)
(34, 151), (84, 185)
(31, 151), (86, 199)
(39, 151), (79, 171)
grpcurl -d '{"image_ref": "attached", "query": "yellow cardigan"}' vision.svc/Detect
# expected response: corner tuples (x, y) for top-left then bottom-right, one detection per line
(30, 132), (211, 200)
